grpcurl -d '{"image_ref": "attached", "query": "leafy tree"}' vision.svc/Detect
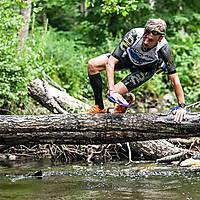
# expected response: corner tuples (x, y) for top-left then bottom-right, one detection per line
(39, 0), (200, 109)
(0, 1), (23, 112)
(0, 0), (49, 113)
(1, 0), (199, 113)
(84, 0), (200, 106)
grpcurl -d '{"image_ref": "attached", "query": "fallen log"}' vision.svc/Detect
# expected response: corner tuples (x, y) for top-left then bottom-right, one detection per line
(28, 79), (90, 114)
(156, 151), (192, 164)
(0, 113), (200, 145)
(129, 139), (186, 160)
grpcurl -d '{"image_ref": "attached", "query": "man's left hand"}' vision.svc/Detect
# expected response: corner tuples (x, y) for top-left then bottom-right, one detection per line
(173, 107), (187, 123)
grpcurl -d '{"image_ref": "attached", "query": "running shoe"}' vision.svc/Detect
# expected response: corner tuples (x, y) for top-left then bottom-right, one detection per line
(114, 93), (135, 113)
(86, 105), (107, 114)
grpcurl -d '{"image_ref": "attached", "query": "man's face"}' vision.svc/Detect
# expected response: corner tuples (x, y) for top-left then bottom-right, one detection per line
(142, 32), (162, 49)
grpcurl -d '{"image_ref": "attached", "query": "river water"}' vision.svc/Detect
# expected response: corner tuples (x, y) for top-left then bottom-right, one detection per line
(0, 159), (200, 200)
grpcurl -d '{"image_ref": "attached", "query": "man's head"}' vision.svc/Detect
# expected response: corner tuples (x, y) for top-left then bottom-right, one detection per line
(145, 18), (166, 35)
(142, 18), (167, 49)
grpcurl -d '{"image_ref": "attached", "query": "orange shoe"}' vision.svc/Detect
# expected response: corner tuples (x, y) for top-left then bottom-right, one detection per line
(86, 105), (107, 114)
(114, 93), (135, 113)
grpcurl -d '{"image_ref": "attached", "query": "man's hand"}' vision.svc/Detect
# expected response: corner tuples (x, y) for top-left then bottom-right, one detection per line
(173, 107), (187, 123)
(108, 91), (129, 107)
(171, 105), (188, 123)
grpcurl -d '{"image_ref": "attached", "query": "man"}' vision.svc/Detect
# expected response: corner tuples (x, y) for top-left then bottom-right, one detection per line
(87, 18), (187, 122)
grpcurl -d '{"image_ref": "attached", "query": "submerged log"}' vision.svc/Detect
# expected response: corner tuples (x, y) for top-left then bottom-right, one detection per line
(0, 113), (200, 145)
(156, 151), (192, 164)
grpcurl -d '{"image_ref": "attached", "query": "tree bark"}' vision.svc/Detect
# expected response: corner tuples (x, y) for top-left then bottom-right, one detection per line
(129, 140), (192, 160)
(18, 0), (32, 50)
(28, 79), (90, 114)
(0, 113), (199, 145)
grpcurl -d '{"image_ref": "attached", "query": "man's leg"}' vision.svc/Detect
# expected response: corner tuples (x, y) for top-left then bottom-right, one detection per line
(121, 70), (155, 91)
(112, 82), (135, 113)
(88, 54), (108, 110)
(112, 70), (154, 113)
(113, 82), (129, 95)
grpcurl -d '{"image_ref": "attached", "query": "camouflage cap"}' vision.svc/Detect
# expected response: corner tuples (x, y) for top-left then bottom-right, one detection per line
(145, 18), (167, 35)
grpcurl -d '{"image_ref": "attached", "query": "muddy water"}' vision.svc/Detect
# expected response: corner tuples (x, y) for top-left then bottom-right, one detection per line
(0, 160), (200, 200)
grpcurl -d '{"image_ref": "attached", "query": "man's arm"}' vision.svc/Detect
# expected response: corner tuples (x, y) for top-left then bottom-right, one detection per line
(106, 55), (119, 93)
(169, 73), (184, 105)
(105, 55), (129, 106)
(169, 73), (187, 122)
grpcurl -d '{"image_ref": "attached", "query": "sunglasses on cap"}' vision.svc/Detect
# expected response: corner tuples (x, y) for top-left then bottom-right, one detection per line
(144, 28), (164, 36)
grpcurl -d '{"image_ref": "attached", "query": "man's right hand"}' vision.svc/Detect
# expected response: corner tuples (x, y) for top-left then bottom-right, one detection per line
(108, 91), (129, 107)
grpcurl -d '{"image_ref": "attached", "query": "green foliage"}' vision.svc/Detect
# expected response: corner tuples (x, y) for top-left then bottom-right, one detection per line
(0, 1), (50, 113)
(170, 31), (200, 104)
(83, 0), (152, 43)
(0, 1), (23, 109)
(86, 0), (139, 16)
(35, 0), (80, 31)
(43, 28), (125, 101)
(43, 30), (95, 99)
(1, 0), (200, 114)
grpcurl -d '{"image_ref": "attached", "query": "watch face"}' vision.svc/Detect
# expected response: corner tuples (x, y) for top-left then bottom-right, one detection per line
(179, 103), (185, 108)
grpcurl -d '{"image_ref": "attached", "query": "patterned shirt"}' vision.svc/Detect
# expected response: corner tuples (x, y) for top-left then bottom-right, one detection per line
(112, 28), (176, 74)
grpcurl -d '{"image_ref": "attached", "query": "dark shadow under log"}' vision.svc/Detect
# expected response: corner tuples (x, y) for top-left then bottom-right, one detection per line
(0, 113), (200, 145)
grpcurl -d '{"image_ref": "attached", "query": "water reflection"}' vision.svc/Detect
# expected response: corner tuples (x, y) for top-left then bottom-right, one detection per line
(0, 160), (200, 199)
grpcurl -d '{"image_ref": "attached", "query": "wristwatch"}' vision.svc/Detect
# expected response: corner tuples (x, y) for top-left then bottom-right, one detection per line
(179, 103), (185, 108)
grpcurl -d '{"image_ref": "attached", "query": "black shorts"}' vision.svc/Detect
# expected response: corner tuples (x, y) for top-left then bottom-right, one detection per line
(106, 53), (132, 71)
(106, 53), (156, 92)
(121, 70), (155, 92)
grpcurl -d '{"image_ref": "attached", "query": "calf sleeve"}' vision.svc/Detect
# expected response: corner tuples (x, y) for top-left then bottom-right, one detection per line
(89, 73), (104, 109)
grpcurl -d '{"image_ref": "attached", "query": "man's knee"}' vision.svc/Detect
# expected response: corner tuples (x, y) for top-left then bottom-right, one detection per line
(114, 82), (129, 94)
(87, 54), (108, 75)
(88, 59), (97, 75)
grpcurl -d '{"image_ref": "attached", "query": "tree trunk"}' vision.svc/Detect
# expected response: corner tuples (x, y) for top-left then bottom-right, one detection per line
(0, 113), (199, 145)
(28, 79), (90, 114)
(18, 0), (32, 50)
(26, 78), (200, 162)
(129, 140), (190, 160)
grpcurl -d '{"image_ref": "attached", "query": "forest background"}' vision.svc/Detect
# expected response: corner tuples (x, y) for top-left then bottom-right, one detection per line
(0, 0), (199, 115)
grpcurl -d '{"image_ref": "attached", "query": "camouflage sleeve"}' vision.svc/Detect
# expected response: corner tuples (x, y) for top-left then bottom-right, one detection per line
(158, 44), (176, 74)
(111, 28), (138, 60)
